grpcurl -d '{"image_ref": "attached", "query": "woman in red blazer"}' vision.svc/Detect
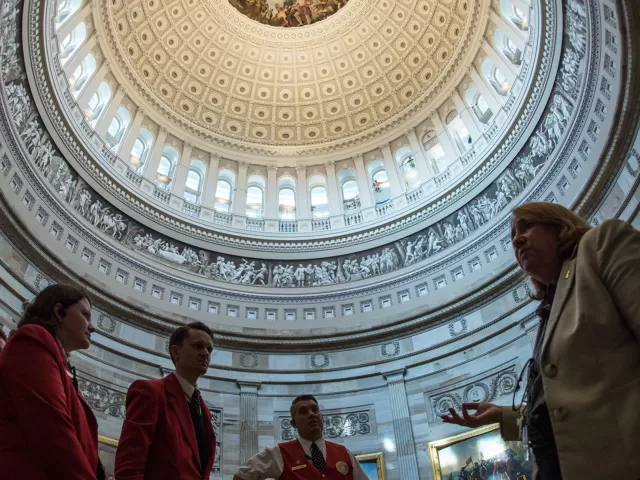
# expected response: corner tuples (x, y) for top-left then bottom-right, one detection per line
(0, 283), (105, 480)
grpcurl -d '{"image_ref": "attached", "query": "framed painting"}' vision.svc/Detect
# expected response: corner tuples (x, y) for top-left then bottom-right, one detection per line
(355, 452), (386, 480)
(428, 424), (533, 480)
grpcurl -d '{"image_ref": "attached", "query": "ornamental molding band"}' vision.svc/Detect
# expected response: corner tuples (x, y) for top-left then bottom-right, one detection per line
(425, 362), (519, 424)
(277, 405), (375, 441)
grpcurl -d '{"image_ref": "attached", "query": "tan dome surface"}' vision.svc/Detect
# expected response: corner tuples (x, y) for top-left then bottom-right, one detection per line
(101, 0), (485, 153)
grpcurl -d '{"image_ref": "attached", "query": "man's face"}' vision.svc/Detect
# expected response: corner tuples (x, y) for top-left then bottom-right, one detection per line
(172, 329), (213, 378)
(292, 399), (323, 441)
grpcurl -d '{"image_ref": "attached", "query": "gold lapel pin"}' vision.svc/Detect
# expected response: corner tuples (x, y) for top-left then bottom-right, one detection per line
(565, 269), (571, 279)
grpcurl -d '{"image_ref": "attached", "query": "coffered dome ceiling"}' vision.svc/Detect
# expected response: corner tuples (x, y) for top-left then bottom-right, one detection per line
(101, 0), (483, 152)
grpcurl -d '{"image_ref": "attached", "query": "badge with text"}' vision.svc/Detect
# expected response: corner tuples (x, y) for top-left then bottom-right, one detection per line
(336, 461), (349, 475)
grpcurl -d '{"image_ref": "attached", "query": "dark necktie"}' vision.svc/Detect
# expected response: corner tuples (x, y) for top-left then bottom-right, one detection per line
(310, 442), (325, 471)
(190, 388), (202, 416)
(188, 389), (210, 473)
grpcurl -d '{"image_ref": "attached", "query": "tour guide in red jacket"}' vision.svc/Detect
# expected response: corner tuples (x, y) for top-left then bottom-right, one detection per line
(234, 395), (368, 480)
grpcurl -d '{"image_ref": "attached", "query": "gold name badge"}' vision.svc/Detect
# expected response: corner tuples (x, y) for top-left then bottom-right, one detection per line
(292, 464), (307, 471)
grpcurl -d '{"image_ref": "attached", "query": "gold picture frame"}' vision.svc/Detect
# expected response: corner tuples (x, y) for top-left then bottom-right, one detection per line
(355, 451), (386, 480)
(428, 424), (533, 480)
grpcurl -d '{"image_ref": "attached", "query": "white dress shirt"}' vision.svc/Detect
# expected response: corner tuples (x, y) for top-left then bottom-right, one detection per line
(235, 437), (369, 480)
(174, 372), (196, 403)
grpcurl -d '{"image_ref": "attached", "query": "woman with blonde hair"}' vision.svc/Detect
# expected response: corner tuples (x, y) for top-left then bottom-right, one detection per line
(0, 283), (105, 480)
(441, 202), (640, 479)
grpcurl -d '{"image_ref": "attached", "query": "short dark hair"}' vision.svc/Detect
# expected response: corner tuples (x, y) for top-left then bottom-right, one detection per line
(290, 394), (319, 419)
(168, 321), (214, 364)
(17, 284), (91, 339)
(0, 329), (7, 342)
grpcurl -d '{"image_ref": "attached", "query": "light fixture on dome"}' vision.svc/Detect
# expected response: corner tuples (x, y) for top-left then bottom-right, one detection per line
(84, 108), (95, 121)
(156, 174), (171, 184)
(215, 197), (231, 205)
(246, 203), (263, 210)
(68, 77), (77, 91)
(129, 155), (142, 167)
(500, 81), (511, 95)
(520, 16), (528, 30)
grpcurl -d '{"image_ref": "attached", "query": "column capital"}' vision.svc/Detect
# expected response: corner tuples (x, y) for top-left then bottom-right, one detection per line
(267, 164), (278, 171)
(382, 367), (406, 382)
(238, 160), (249, 169)
(138, 108), (145, 117)
(210, 152), (221, 162)
(295, 165), (306, 174)
(351, 154), (364, 163)
(378, 142), (390, 151)
(159, 125), (168, 134)
(185, 142), (194, 150)
(325, 160), (336, 170)
(237, 380), (262, 393)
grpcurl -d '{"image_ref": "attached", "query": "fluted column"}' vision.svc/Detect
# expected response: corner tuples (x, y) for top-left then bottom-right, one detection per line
(295, 166), (309, 219)
(490, 10), (527, 51)
(325, 161), (342, 216)
(481, 40), (518, 84)
(405, 128), (435, 179)
(143, 127), (168, 181)
(63, 34), (97, 74)
(203, 153), (220, 206)
(431, 113), (459, 161)
(56, 4), (91, 39)
(469, 65), (506, 107)
(266, 165), (278, 218)
(379, 143), (404, 196)
(232, 161), (249, 215)
(238, 381), (261, 464)
(95, 86), (126, 137)
(172, 143), (194, 198)
(383, 369), (420, 480)
(117, 108), (144, 158)
(450, 91), (483, 143)
(352, 154), (373, 208)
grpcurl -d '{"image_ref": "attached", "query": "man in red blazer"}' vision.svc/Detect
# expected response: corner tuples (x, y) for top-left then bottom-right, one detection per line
(115, 321), (216, 480)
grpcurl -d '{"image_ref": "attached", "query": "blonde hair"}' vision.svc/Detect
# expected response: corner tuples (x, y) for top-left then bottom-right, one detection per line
(512, 202), (592, 299)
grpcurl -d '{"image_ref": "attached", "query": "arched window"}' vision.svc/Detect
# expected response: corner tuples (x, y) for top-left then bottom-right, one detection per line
(422, 131), (447, 174)
(59, 22), (86, 63)
(308, 175), (328, 218)
(129, 128), (153, 172)
(500, 0), (528, 31)
(368, 160), (391, 204)
(86, 81), (111, 125)
(465, 86), (493, 124)
(106, 107), (130, 150)
(446, 111), (472, 155)
(214, 169), (235, 213)
(395, 146), (421, 190)
(55, 0), (82, 26)
(278, 177), (296, 220)
(246, 175), (265, 218)
(69, 53), (96, 97)
(184, 159), (206, 205)
(482, 59), (510, 96)
(155, 146), (179, 191)
(494, 31), (522, 65)
(341, 179), (359, 209)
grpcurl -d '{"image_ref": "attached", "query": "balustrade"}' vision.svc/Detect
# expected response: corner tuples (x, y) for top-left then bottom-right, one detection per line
(246, 219), (265, 231)
(153, 186), (170, 203)
(406, 187), (425, 204)
(375, 202), (394, 217)
(125, 168), (142, 186)
(434, 169), (452, 188)
(344, 211), (364, 226)
(279, 221), (298, 233)
(182, 201), (201, 217)
(312, 219), (331, 231)
(213, 211), (232, 226)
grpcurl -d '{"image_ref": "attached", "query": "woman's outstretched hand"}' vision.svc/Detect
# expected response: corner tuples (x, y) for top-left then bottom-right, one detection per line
(440, 402), (502, 428)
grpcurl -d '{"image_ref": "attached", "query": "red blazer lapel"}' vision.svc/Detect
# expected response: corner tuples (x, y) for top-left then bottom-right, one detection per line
(202, 400), (216, 474)
(165, 374), (201, 466)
